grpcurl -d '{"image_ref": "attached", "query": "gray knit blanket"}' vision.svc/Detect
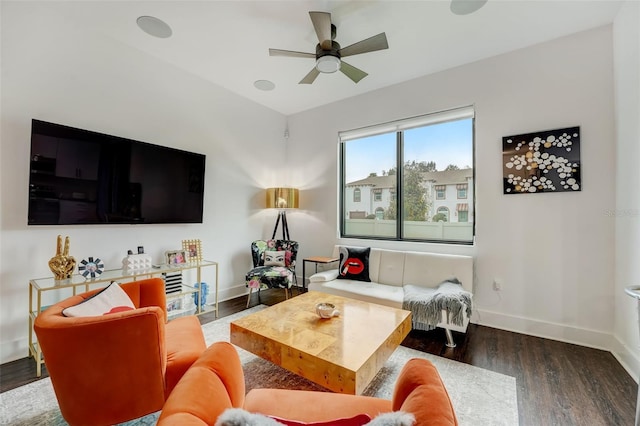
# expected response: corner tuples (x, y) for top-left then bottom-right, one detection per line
(402, 278), (472, 331)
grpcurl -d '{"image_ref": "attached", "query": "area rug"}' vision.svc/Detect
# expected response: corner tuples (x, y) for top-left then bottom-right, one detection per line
(0, 306), (518, 425)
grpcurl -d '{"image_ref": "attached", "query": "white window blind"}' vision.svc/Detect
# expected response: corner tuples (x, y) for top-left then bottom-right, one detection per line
(339, 105), (475, 142)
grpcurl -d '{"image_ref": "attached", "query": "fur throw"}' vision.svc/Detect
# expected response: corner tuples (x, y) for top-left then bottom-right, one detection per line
(403, 278), (472, 331)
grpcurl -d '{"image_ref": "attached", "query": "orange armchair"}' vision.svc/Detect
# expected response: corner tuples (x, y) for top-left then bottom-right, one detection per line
(34, 277), (206, 426)
(158, 341), (458, 425)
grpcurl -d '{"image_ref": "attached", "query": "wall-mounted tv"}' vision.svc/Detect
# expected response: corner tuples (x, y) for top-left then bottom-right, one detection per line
(28, 119), (206, 225)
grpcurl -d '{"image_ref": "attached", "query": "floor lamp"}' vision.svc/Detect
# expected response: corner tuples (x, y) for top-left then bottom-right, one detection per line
(266, 187), (299, 240)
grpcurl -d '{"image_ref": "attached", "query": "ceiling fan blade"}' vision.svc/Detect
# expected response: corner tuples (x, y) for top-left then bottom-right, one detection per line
(339, 33), (389, 58)
(299, 67), (320, 84)
(269, 48), (315, 59)
(309, 11), (333, 50)
(340, 61), (368, 83)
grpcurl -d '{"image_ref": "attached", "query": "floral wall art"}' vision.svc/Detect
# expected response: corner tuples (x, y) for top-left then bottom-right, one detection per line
(502, 126), (581, 194)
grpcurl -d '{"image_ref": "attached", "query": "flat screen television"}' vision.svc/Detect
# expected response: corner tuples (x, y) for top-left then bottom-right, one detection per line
(28, 119), (206, 225)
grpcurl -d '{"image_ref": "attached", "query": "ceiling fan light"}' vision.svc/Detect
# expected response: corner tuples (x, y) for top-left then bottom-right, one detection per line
(316, 56), (341, 74)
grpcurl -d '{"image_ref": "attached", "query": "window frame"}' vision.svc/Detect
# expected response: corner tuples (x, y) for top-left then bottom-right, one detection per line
(457, 184), (468, 199)
(339, 105), (475, 245)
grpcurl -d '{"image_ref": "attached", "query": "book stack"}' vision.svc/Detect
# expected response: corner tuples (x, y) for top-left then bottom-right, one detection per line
(163, 271), (182, 294)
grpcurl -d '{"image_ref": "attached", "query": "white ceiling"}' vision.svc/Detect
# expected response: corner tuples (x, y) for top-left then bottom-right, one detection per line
(44, 0), (622, 116)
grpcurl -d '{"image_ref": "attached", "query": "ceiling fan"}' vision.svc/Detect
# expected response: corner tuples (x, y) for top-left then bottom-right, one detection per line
(269, 11), (389, 85)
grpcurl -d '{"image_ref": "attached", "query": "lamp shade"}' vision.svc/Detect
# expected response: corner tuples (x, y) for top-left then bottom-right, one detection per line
(266, 187), (299, 209)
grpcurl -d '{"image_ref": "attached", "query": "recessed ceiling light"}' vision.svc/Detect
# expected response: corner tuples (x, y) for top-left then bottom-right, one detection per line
(136, 16), (172, 38)
(450, 0), (488, 16)
(254, 80), (276, 91)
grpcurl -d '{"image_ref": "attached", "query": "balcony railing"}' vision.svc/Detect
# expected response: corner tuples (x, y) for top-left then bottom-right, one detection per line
(344, 219), (473, 241)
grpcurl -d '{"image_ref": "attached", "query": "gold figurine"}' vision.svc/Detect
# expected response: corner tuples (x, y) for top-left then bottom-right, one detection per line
(48, 235), (76, 280)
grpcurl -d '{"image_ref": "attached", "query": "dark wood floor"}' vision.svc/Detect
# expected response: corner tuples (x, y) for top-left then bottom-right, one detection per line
(2, 288), (636, 425)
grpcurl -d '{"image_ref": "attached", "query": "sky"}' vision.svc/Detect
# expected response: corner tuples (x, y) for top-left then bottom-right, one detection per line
(343, 118), (473, 183)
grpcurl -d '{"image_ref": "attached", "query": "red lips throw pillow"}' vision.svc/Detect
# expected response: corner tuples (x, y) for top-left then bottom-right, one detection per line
(337, 246), (371, 282)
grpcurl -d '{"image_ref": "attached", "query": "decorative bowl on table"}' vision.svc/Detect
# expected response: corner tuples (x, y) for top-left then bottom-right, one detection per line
(315, 302), (340, 319)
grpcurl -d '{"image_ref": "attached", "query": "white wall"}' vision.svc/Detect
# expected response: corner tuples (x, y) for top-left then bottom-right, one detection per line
(612, 0), (640, 380)
(289, 26), (618, 352)
(1, 1), (635, 378)
(0, 2), (287, 363)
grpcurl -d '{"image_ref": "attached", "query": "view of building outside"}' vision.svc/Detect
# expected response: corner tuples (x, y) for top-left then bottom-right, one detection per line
(341, 116), (474, 243)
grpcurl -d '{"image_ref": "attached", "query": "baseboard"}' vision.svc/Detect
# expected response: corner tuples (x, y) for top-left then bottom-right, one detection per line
(0, 285), (253, 365)
(217, 283), (307, 304)
(473, 308), (615, 352)
(216, 284), (249, 303)
(10, 289), (636, 379)
(1, 338), (26, 365)
(610, 334), (640, 383)
(218, 290), (626, 361)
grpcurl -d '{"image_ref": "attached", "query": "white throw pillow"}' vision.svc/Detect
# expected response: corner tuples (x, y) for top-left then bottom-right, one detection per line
(264, 251), (286, 267)
(62, 281), (135, 317)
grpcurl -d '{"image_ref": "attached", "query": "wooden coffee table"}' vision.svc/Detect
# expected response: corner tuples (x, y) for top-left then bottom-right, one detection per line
(230, 291), (412, 395)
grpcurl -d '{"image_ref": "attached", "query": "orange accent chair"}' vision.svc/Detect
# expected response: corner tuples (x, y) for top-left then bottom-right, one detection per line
(33, 278), (206, 426)
(157, 341), (458, 425)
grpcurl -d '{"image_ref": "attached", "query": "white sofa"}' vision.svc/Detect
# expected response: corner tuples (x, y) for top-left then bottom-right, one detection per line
(308, 246), (474, 347)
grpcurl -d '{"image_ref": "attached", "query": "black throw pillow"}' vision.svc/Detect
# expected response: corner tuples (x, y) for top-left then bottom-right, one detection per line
(337, 246), (371, 282)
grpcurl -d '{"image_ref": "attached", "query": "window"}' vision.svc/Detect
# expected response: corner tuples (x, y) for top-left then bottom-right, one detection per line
(457, 203), (469, 223)
(340, 106), (474, 243)
(457, 184), (468, 199)
(436, 207), (450, 222)
(354, 188), (361, 202)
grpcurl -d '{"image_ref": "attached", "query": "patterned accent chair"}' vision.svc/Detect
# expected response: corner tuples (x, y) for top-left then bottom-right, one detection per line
(245, 240), (298, 307)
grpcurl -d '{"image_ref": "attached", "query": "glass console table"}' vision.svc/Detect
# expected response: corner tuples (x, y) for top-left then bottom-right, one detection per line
(28, 260), (218, 377)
